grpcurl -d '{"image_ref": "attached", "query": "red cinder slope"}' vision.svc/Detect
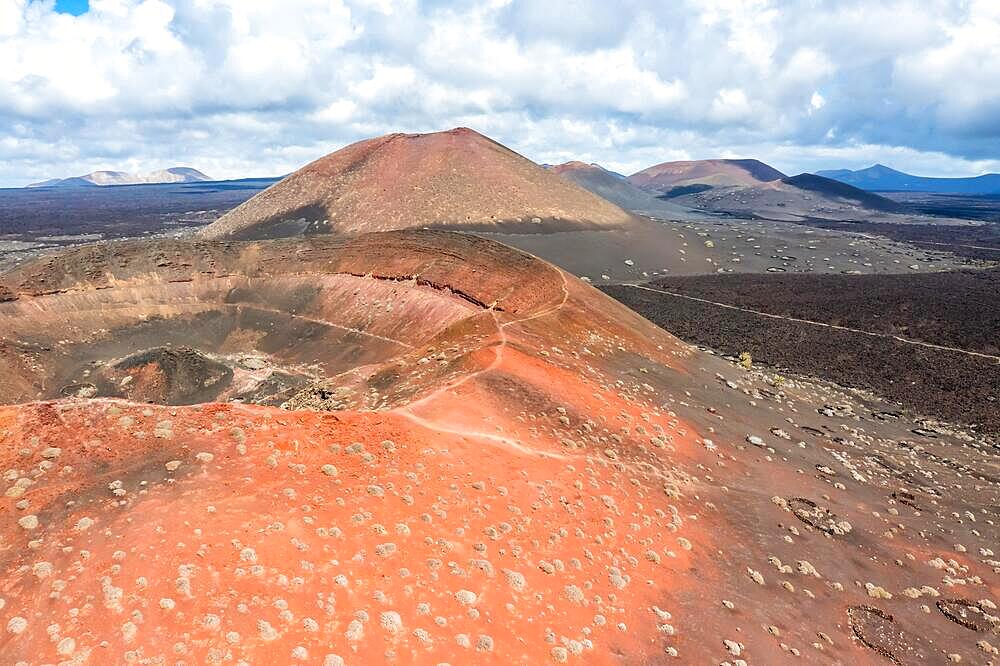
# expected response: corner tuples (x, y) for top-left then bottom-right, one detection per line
(199, 128), (635, 239)
(0, 231), (996, 665)
(628, 158), (787, 192)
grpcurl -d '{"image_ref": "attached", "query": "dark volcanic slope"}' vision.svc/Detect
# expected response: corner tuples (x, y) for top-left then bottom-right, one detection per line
(783, 173), (906, 213)
(602, 268), (1000, 434)
(792, 217), (1000, 262)
(0, 231), (998, 664)
(884, 192), (1000, 222)
(640, 269), (1000, 354)
(200, 128), (635, 239)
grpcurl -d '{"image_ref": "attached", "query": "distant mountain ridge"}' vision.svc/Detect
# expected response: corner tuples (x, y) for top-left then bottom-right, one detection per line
(28, 167), (212, 188)
(815, 164), (1000, 195)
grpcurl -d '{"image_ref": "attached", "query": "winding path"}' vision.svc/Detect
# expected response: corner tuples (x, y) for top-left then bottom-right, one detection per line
(624, 283), (1000, 363)
(395, 267), (572, 456)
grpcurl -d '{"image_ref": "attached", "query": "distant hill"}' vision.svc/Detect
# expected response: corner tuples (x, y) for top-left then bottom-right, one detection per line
(625, 158), (905, 217)
(548, 161), (702, 219)
(815, 164), (1000, 194)
(28, 167), (212, 188)
(28, 176), (99, 188)
(660, 169), (909, 221)
(200, 128), (635, 240)
(781, 173), (905, 213)
(628, 158), (786, 194)
(545, 162), (628, 180)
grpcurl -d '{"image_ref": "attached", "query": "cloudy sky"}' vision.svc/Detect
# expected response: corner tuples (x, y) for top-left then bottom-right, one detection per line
(0, 0), (998, 187)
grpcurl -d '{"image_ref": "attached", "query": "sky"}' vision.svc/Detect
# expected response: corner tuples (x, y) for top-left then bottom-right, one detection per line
(54, 0), (88, 15)
(0, 0), (998, 187)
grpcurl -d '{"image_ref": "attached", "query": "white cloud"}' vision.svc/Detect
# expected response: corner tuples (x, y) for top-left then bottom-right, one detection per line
(710, 88), (752, 123)
(310, 99), (358, 125)
(0, 0), (998, 186)
(892, 0), (1000, 134)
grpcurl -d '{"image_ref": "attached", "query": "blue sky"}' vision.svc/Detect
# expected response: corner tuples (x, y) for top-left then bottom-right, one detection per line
(54, 0), (88, 15)
(0, 0), (998, 187)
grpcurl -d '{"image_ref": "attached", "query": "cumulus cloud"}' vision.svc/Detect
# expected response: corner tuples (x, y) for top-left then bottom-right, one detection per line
(0, 0), (997, 186)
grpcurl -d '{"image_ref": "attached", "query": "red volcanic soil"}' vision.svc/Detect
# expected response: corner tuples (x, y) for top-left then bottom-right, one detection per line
(200, 128), (635, 240)
(0, 231), (997, 665)
(629, 158), (787, 192)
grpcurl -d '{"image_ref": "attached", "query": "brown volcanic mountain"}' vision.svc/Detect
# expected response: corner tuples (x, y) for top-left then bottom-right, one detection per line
(629, 158), (787, 193)
(548, 161), (703, 220)
(200, 128), (635, 239)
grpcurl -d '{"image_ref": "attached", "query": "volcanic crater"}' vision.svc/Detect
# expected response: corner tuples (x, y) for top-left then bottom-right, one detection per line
(0, 231), (551, 408)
